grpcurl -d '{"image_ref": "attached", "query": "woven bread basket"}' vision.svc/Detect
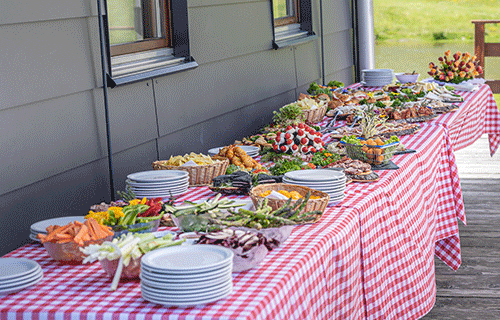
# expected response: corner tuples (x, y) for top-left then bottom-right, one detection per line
(249, 183), (329, 221)
(302, 103), (327, 124)
(152, 158), (229, 186)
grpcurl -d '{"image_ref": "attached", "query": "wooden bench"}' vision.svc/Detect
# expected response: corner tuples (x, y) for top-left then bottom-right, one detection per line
(472, 20), (500, 93)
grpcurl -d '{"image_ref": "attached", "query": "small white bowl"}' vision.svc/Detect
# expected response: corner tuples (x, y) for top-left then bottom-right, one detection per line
(395, 73), (419, 83)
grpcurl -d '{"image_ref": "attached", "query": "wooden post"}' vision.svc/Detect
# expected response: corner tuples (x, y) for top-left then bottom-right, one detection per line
(474, 22), (485, 79)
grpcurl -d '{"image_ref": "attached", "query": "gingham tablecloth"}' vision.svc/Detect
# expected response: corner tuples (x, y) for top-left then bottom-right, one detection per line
(422, 84), (500, 155)
(0, 195), (363, 320)
(3, 85), (497, 319)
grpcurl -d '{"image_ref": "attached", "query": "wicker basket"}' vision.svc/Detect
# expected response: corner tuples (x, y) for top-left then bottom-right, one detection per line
(249, 183), (329, 220)
(343, 142), (399, 165)
(152, 159), (229, 186)
(303, 103), (328, 124)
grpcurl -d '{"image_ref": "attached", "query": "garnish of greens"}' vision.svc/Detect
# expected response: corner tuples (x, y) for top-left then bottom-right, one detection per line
(225, 164), (241, 175)
(311, 150), (342, 167)
(272, 103), (305, 126)
(327, 80), (344, 88)
(224, 195), (322, 229)
(341, 135), (361, 145)
(260, 147), (286, 162)
(80, 233), (184, 291)
(307, 82), (332, 98)
(117, 186), (136, 201)
(270, 158), (305, 176)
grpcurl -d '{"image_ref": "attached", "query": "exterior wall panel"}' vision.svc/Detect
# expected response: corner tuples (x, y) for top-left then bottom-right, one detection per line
(0, 91), (102, 195)
(93, 80), (159, 155)
(0, 18), (95, 110)
(154, 49), (296, 137)
(0, 0), (91, 25)
(189, 2), (273, 64)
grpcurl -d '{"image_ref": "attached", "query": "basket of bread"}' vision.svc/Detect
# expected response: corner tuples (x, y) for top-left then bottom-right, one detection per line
(212, 145), (264, 171)
(152, 152), (229, 186)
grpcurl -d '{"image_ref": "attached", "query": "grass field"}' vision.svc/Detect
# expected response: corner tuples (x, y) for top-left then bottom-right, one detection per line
(373, 0), (500, 43)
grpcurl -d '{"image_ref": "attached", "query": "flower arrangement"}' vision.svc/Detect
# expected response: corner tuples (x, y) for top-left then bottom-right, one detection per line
(357, 105), (388, 139)
(428, 50), (483, 84)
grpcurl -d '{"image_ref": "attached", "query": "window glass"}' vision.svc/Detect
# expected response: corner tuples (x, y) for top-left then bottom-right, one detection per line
(273, 0), (298, 27)
(107, 0), (170, 56)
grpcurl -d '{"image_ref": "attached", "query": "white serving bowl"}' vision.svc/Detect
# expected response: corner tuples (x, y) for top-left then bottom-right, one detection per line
(395, 73), (419, 83)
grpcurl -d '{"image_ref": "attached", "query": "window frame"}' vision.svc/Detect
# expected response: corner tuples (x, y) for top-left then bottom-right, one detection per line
(273, 0), (299, 27)
(270, 0), (316, 50)
(102, 0), (197, 88)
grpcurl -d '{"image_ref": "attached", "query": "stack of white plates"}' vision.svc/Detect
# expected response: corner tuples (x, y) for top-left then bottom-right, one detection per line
(140, 245), (233, 306)
(283, 169), (346, 204)
(0, 258), (43, 295)
(362, 69), (394, 87)
(30, 216), (86, 242)
(126, 170), (189, 199)
(208, 145), (259, 158)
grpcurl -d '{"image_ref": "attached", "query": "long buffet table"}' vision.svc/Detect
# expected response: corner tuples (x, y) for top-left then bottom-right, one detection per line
(1, 84), (499, 320)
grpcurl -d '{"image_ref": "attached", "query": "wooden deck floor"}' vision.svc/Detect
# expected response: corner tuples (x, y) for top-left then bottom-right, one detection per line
(422, 135), (500, 319)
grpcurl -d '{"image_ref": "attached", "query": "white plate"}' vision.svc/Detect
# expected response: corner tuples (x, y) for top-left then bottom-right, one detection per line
(141, 245), (233, 273)
(131, 186), (189, 195)
(0, 268), (43, 287)
(141, 280), (231, 296)
(208, 146), (259, 156)
(0, 258), (41, 281)
(127, 170), (189, 183)
(141, 263), (232, 280)
(141, 255), (232, 275)
(128, 181), (189, 190)
(140, 272), (232, 289)
(129, 183), (189, 192)
(29, 234), (41, 242)
(282, 177), (346, 187)
(284, 169), (345, 182)
(0, 272), (43, 295)
(126, 177), (189, 187)
(141, 281), (232, 301)
(362, 68), (393, 74)
(30, 216), (86, 233)
(141, 284), (232, 307)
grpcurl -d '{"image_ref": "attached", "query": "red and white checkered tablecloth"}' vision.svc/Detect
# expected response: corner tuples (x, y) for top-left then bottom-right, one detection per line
(0, 193), (362, 320)
(423, 84), (500, 155)
(2, 84), (497, 320)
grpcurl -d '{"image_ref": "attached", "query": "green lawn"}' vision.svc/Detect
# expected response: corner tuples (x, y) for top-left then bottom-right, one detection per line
(494, 94), (500, 110)
(373, 0), (500, 43)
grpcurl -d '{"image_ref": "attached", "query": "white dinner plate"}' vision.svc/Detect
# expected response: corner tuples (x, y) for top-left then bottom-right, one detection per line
(282, 177), (346, 187)
(30, 216), (86, 233)
(0, 258), (41, 281)
(127, 170), (189, 183)
(0, 268), (43, 287)
(29, 234), (41, 242)
(140, 275), (231, 294)
(284, 169), (345, 182)
(141, 284), (232, 307)
(131, 186), (189, 195)
(141, 263), (232, 281)
(129, 183), (189, 193)
(126, 177), (189, 187)
(141, 245), (233, 273)
(140, 272), (232, 290)
(130, 180), (189, 190)
(141, 281), (232, 302)
(0, 272), (43, 295)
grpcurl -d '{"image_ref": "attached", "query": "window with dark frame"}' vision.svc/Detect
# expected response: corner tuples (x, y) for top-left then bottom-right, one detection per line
(271, 0), (316, 49)
(103, 0), (197, 87)
(107, 0), (171, 56)
(273, 0), (299, 27)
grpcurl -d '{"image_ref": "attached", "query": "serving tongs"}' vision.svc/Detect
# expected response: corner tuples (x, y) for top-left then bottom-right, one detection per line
(322, 115), (361, 133)
(320, 110), (342, 132)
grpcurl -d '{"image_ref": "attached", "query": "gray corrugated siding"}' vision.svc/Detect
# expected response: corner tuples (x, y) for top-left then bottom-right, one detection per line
(0, 0), (354, 255)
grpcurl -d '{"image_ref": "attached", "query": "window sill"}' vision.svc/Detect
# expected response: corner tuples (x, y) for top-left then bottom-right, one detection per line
(107, 48), (198, 88)
(273, 24), (317, 49)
